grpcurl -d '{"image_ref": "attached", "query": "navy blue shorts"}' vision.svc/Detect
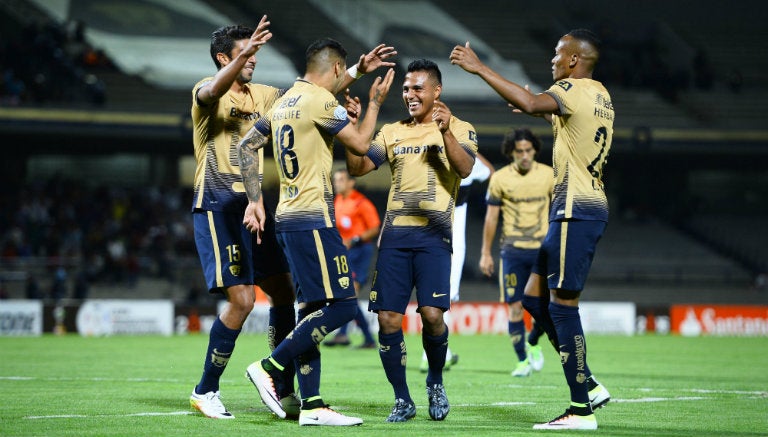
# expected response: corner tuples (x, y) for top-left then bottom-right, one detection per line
(193, 209), (289, 292)
(276, 228), (356, 304)
(348, 242), (375, 285)
(499, 246), (539, 303)
(368, 246), (451, 314)
(532, 219), (606, 292)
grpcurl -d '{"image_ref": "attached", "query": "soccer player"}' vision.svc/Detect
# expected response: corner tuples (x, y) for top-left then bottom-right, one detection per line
(324, 168), (380, 348)
(478, 129), (552, 377)
(239, 38), (395, 426)
(188, 17), (299, 420)
(345, 59), (478, 423)
(451, 29), (613, 430)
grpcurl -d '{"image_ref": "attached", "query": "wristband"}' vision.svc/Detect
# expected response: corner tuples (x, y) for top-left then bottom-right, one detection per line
(347, 65), (364, 79)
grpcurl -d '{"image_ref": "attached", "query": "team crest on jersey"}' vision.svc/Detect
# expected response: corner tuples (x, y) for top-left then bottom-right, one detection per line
(556, 80), (573, 91)
(229, 265), (241, 276)
(369, 290), (377, 302)
(338, 276), (350, 289)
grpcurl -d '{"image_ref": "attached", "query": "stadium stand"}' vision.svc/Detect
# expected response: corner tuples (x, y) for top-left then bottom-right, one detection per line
(0, 0), (765, 306)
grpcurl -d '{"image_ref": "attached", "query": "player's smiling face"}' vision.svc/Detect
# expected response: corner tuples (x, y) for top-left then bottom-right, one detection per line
(402, 70), (440, 122)
(229, 39), (257, 83)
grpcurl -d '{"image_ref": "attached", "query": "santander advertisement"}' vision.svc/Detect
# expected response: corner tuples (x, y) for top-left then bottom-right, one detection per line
(671, 305), (768, 336)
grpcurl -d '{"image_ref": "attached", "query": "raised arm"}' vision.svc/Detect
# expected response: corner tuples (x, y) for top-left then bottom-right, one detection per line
(334, 44), (397, 95)
(340, 89), (378, 177)
(336, 68), (395, 156)
(197, 15), (272, 105)
(450, 42), (558, 116)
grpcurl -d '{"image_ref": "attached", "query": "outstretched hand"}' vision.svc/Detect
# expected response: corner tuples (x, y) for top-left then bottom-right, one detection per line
(449, 41), (483, 74)
(343, 89), (362, 125)
(243, 15), (272, 57)
(358, 44), (397, 74)
(369, 68), (395, 108)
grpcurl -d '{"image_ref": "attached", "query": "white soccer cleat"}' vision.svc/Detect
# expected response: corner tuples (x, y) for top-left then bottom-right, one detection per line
(189, 390), (235, 419)
(533, 409), (597, 430)
(588, 380), (611, 410)
(245, 360), (286, 419)
(511, 359), (532, 377)
(528, 343), (544, 372)
(299, 406), (363, 426)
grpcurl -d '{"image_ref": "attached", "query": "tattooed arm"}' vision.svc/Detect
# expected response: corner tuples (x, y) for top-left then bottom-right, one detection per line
(238, 123), (271, 242)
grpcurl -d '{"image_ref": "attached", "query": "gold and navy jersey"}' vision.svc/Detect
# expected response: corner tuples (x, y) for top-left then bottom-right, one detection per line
(253, 79), (350, 232)
(190, 78), (282, 212)
(367, 116), (478, 249)
(544, 78), (614, 222)
(486, 162), (553, 250)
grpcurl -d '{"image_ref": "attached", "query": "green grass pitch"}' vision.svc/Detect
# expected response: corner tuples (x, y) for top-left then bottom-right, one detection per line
(1, 333), (767, 436)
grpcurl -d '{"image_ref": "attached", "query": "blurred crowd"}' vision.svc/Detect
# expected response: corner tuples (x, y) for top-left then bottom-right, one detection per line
(0, 177), (196, 300)
(0, 19), (110, 107)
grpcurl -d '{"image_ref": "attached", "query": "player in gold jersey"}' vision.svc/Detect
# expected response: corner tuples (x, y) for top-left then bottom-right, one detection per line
(345, 59), (477, 423)
(479, 129), (552, 377)
(190, 17), (395, 421)
(188, 17), (299, 420)
(239, 38), (395, 426)
(452, 29), (612, 430)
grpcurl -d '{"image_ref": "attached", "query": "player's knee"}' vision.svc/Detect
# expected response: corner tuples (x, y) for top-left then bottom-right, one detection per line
(226, 285), (255, 314)
(377, 310), (404, 334)
(419, 307), (446, 335)
(509, 301), (524, 320)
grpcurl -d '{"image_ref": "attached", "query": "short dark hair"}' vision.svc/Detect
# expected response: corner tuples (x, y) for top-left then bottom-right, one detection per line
(406, 59), (441, 85)
(501, 128), (541, 158)
(567, 28), (601, 54)
(305, 38), (347, 69)
(210, 25), (253, 69)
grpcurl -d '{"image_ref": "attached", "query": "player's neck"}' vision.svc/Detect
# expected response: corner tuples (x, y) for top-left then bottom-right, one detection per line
(230, 80), (248, 94)
(514, 163), (531, 175)
(411, 115), (432, 126)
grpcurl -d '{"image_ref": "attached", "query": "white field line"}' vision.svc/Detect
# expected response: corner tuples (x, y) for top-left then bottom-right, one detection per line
(0, 376), (185, 383)
(8, 376), (765, 420)
(26, 412), (194, 419)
